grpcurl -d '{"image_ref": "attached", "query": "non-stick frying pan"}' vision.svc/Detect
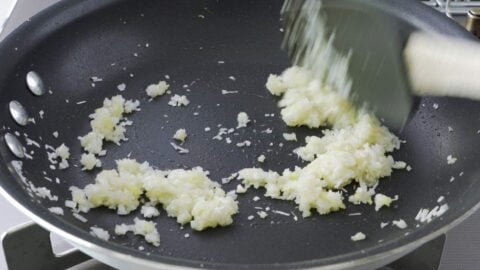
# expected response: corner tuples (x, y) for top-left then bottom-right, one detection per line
(0, 0), (479, 269)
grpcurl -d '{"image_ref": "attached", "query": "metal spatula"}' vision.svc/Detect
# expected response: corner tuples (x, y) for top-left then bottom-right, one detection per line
(282, 0), (480, 130)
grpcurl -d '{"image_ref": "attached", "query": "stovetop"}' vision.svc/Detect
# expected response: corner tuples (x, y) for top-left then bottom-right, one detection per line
(1, 1), (480, 269)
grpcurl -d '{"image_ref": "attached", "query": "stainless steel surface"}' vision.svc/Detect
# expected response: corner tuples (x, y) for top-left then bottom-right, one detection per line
(4, 133), (24, 159)
(0, 1), (480, 269)
(9, 100), (29, 126)
(2, 222), (91, 269)
(424, 0), (480, 15)
(26, 71), (46, 96)
(466, 8), (480, 37)
(0, 0), (16, 34)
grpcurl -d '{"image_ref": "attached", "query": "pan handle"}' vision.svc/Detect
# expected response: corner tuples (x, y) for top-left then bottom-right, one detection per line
(2, 222), (90, 270)
(404, 32), (480, 100)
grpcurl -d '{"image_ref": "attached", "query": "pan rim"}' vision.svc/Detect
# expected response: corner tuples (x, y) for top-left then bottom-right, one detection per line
(0, 0), (478, 268)
(2, 184), (480, 269)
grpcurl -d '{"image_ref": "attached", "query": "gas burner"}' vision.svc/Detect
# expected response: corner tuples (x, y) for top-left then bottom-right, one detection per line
(422, 0), (480, 15)
(421, 0), (480, 37)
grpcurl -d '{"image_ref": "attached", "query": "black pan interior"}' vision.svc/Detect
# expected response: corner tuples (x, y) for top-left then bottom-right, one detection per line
(0, 0), (479, 268)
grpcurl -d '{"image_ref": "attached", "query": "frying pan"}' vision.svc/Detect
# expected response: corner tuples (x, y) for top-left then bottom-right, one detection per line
(0, 0), (479, 269)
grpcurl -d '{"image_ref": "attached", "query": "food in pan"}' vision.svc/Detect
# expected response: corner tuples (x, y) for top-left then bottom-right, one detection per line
(80, 153), (102, 171)
(237, 67), (403, 217)
(79, 95), (140, 159)
(115, 218), (161, 246)
(173, 128), (188, 143)
(145, 80), (169, 98)
(236, 112), (250, 128)
(54, 143), (70, 170)
(68, 66), (408, 245)
(70, 159), (239, 232)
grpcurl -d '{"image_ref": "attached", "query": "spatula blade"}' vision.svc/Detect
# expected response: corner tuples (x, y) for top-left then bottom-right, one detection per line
(282, 0), (414, 130)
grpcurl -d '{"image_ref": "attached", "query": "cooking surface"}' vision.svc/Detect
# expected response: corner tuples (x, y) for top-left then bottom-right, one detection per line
(1, 0), (480, 269)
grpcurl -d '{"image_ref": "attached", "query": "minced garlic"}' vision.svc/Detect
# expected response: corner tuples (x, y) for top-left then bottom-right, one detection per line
(145, 81), (169, 98)
(173, 129), (187, 142)
(236, 67), (401, 217)
(71, 159), (238, 231)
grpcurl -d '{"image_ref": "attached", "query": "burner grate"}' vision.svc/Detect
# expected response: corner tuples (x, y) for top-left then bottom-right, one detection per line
(2, 223), (445, 270)
(422, 0), (480, 15)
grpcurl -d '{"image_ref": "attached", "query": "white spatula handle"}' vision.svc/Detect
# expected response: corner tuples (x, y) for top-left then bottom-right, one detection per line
(404, 32), (480, 99)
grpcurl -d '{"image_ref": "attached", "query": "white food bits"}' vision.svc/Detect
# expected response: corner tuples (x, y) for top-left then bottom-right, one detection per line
(247, 215), (255, 220)
(415, 204), (449, 223)
(170, 142), (189, 154)
(79, 95), (137, 155)
(52, 131), (59, 138)
(55, 144), (70, 170)
(55, 143), (70, 160)
(213, 128), (228, 140)
(448, 126), (454, 132)
(72, 159), (238, 231)
(90, 227), (110, 241)
(145, 81), (169, 98)
(90, 76), (103, 82)
(252, 196), (260, 202)
(73, 213), (88, 223)
(65, 200), (77, 209)
(351, 232), (366, 241)
(282, 132), (297, 141)
(80, 153), (102, 170)
(348, 184), (374, 205)
(236, 184), (247, 194)
(204, 127), (211, 132)
(257, 211), (268, 219)
(236, 140), (251, 148)
(380, 222), (389, 229)
(262, 128), (273, 134)
(173, 129), (187, 142)
(221, 173), (238, 184)
(265, 74), (287, 96)
(392, 219), (408, 229)
(39, 110), (44, 119)
(25, 138), (40, 148)
(117, 83), (126, 91)
(124, 100), (140, 113)
(79, 132), (104, 155)
(141, 205), (160, 218)
(114, 224), (131, 235)
(236, 112), (250, 128)
(168, 94), (190, 107)
(257, 154), (266, 163)
(48, 207), (64, 215)
(272, 210), (290, 216)
(374, 194), (394, 211)
(221, 90), (239, 95)
(228, 76), (236, 81)
(447, 155), (457, 165)
(133, 219), (160, 246)
(392, 161), (407, 170)
(433, 103), (439, 110)
(437, 196), (445, 203)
